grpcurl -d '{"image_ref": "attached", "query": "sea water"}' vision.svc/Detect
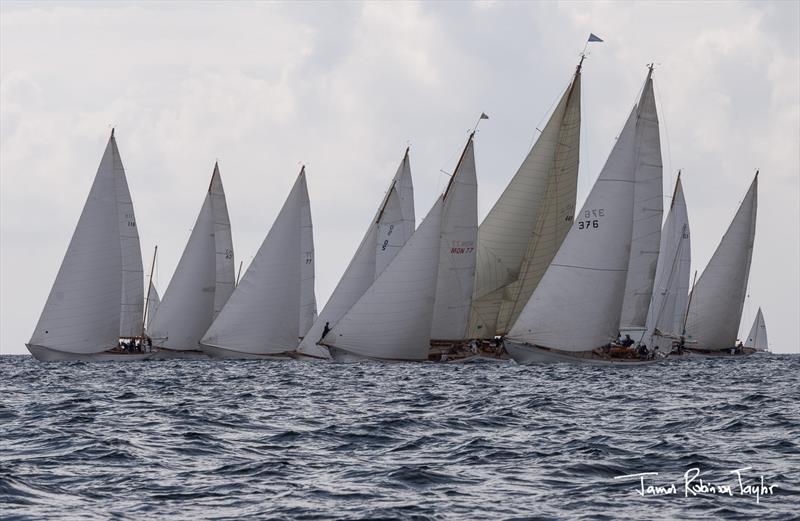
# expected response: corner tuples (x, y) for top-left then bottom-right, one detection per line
(1, 354), (798, 519)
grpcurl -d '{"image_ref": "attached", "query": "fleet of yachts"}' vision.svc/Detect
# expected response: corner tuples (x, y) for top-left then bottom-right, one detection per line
(26, 59), (771, 364)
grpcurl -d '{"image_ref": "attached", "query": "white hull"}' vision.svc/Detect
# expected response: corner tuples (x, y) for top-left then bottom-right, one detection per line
(327, 346), (426, 364)
(504, 340), (663, 366)
(150, 348), (208, 360)
(685, 347), (756, 358)
(200, 343), (293, 360)
(26, 344), (156, 362)
(290, 351), (331, 362)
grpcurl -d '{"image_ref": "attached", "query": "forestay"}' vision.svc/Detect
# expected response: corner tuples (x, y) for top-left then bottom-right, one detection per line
(507, 107), (639, 351)
(469, 66), (581, 338)
(685, 175), (758, 350)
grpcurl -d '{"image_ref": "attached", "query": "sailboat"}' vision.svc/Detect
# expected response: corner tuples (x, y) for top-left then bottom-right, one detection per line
(322, 133), (477, 362)
(469, 59), (582, 341)
(744, 308), (769, 353)
(640, 174), (691, 352)
(504, 67), (665, 365)
(295, 149), (415, 360)
(27, 129), (151, 361)
(200, 167), (316, 359)
(684, 174), (758, 356)
(148, 163), (235, 359)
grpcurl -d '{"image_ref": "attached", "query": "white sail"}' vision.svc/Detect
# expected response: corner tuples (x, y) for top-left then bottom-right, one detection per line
(201, 168), (309, 355)
(431, 135), (478, 340)
(29, 131), (127, 354)
(507, 106), (639, 351)
(643, 175), (691, 349)
(210, 163), (235, 319)
(619, 70), (664, 331)
(147, 165), (234, 351)
(324, 198), (443, 361)
(145, 281), (161, 329)
(114, 135), (145, 338)
(469, 66), (581, 338)
(685, 175), (758, 350)
(299, 173), (317, 338)
(297, 151), (415, 358)
(744, 308), (768, 351)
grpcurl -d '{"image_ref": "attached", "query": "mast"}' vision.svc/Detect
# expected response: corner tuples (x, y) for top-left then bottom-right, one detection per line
(141, 245), (158, 339)
(683, 270), (698, 336)
(442, 132), (474, 201)
(235, 260), (243, 287)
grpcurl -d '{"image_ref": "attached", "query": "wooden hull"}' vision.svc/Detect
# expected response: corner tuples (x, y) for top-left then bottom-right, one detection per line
(504, 340), (664, 366)
(26, 344), (156, 362)
(199, 343), (293, 360)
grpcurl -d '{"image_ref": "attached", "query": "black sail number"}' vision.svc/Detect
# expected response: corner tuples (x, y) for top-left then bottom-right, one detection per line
(577, 208), (604, 230)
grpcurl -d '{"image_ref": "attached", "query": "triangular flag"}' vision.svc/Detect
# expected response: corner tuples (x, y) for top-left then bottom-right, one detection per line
(480, 112), (489, 120)
(588, 33), (603, 43)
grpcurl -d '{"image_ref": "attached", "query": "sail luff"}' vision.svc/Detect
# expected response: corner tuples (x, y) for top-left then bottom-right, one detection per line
(28, 132), (123, 354)
(685, 174), (758, 350)
(210, 163), (235, 319)
(619, 70), (664, 331)
(299, 167), (317, 338)
(469, 67), (581, 338)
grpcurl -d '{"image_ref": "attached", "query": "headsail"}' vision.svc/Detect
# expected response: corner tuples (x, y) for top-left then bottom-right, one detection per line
(643, 174), (690, 349)
(507, 106), (639, 351)
(619, 68), (664, 332)
(297, 150), (415, 358)
(145, 281), (161, 330)
(201, 168), (310, 355)
(431, 135), (478, 340)
(685, 175), (758, 350)
(323, 198), (443, 361)
(469, 64), (581, 338)
(29, 131), (129, 354)
(744, 308), (768, 351)
(149, 164), (235, 351)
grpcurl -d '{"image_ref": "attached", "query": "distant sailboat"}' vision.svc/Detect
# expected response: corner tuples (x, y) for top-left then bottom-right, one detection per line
(323, 134), (477, 362)
(641, 174), (691, 352)
(684, 174), (758, 356)
(148, 163), (235, 359)
(744, 308), (769, 352)
(469, 60), (581, 339)
(504, 68), (665, 365)
(27, 130), (151, 361)
(296, 149), (415, 359)
(200, 167), (315, 359)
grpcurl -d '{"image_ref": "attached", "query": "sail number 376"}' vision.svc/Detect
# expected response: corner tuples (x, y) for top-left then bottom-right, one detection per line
(577, 208), (604, 230)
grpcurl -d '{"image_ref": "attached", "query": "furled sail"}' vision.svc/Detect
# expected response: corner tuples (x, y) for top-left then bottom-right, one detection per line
(643, 174), (690, 349)
(507, 106), (639, 351)
(744, 308), (768, 351)
(201, 168), (311, 355)
(431, 135), (478, 340)
(685, 174), (758, 350)
(28, 130), (138, 354)
(149, 164), (235, 351)
(619, 69), (663, 331)
(323, 198), (443, 361)
(297, 150), (415, 358)
(469, 64), (581, 338)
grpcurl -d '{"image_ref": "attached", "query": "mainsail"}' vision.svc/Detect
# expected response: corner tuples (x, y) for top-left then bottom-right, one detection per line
(507, 106), (639, 351)
(469, 63), (581, 338)
(431, 135), (478, 340)
(201, 167), (313, 356)
(148, 164), (235, 351)
(744, 308), (768, 351)
(299, 171), (317, 338)
(643, 174), (691, 349)
(323, 199), (443, 361)
(297, 150), (415, 358)
(619, 68), (664, 332)
(28, 130), (143, 354)
(685, 174), (758, 350)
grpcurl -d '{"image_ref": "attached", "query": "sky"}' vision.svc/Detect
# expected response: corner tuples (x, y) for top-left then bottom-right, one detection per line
(1, 1), (798, 355)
